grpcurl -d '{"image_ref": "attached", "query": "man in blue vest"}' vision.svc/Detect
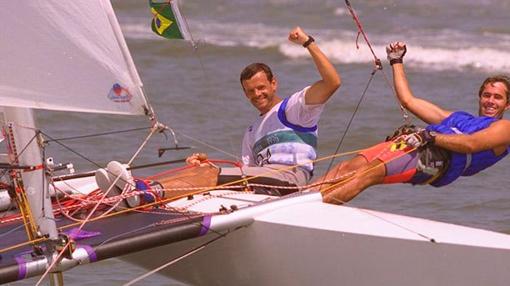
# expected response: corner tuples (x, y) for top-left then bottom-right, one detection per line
(320, 41), (510, 204)
(186, 26), (341, 195)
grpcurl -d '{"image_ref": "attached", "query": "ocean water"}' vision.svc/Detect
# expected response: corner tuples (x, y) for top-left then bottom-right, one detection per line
(10, 0), (510, 285)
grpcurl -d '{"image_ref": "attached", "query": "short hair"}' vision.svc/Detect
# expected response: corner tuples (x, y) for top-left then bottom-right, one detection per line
(478, 75), (510, 103)
(240, 63), (274, 83)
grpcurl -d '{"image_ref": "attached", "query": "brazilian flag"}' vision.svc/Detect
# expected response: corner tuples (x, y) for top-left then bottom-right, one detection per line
(149, 0), (189, 40)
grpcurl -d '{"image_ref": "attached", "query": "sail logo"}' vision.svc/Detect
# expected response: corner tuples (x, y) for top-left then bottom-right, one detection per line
(108, 83), (132, 103)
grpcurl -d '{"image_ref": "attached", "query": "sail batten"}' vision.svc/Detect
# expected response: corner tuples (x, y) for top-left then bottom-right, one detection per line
(0, 0), (148, 115)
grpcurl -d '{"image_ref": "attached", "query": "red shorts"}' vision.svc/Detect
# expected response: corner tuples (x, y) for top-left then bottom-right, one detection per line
(359, 141), (420, 184)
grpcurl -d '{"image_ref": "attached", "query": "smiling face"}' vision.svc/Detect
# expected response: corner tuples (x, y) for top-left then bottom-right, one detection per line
(241, 71), (280, 114)
(478, 81), (510, 119)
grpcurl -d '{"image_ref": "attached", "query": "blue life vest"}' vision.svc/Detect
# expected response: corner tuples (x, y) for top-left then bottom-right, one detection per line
(426, 111), (509, 187)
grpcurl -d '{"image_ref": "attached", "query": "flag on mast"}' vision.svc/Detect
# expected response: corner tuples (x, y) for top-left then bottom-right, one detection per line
(149, 0), (192, 41)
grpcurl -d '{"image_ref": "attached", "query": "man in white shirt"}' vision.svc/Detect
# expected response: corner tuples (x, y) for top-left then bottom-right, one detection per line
(188, 26), (341, 195)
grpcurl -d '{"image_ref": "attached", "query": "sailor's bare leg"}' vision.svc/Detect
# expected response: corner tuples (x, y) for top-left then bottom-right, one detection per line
(314, 155), (368, 192)
(322, 159), (385, 204)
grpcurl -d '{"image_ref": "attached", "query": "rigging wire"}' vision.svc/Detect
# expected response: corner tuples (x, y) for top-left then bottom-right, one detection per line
(318, 0), (383, 191)
(40, 124), (239, 162)
(122, 229), (231, 286)
(345, 0), (382, 69)
(37, 131), (105, 170)
(319, 70), (376, 192)
(0, 224), (25, 238)
(178, 1), (211, 83)
(329, 194), (437, 243)
(317, 143), (437, 242)
(344, 0), (410, 122)
(379, 63), (412, 124)
(40, 129), (159, 195)
(176, 131), (240, 160)
(43, 126), (151, 143)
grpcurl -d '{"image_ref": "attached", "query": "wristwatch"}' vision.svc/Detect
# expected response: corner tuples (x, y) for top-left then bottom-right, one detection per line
(423, 130), (437, 144)
(303, 35), (315, 48)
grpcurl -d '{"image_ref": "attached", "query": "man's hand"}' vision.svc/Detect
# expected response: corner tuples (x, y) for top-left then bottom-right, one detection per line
(386, 41), (407, 65)
(186, 153), (209, 167)
(288, 26), (310, 46)
(404, 129), (436, 148)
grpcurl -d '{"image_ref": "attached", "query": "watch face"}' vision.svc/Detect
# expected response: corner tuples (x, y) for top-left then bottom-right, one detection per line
(428, 131), (437, 143)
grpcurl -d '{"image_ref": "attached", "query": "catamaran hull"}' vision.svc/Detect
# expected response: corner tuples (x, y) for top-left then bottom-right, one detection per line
(122, 192), (510, 285)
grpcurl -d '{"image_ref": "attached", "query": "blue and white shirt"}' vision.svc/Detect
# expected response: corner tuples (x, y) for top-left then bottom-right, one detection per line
(241, 87), (324, 172)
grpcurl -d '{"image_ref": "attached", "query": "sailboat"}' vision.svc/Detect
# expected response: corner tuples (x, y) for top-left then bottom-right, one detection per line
(1, 1), (510, 286)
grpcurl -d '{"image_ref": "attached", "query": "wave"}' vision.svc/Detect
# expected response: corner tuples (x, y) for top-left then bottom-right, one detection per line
(280, 40), (510, 72)
(120, 19), (510, 73)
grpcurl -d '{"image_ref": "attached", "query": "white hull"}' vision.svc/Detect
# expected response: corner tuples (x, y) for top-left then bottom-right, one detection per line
(122, 191), (510, 285)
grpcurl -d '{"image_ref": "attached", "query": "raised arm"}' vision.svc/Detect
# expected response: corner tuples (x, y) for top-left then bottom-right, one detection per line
(387, 42), (452, 124)
(288, 27), (341, 105)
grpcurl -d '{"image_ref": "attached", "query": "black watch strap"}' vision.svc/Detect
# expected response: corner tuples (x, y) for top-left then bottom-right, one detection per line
(422, 130), (436, 144)
(303, 35), (315, 48)
(390, 58), (403, 65)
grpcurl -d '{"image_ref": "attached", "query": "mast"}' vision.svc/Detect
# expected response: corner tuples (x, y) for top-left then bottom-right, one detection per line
(3, 107), (58, 239)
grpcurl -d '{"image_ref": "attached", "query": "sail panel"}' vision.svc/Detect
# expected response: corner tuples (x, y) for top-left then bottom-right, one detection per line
(0, 0), (148, 115)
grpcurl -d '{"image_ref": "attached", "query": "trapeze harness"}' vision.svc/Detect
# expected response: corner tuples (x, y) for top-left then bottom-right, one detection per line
(426, 111), (509, 187)
(251, 97), (318, 175)
(360, 111), (508, 186)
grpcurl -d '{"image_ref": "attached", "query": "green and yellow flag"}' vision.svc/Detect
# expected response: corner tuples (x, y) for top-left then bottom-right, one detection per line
(149, 0), (191, 40)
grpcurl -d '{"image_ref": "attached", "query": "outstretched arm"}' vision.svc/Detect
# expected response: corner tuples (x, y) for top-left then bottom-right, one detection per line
(288, 27), (341, 105)
(433, 120), (510, 154)
(388, 42), (452, 124)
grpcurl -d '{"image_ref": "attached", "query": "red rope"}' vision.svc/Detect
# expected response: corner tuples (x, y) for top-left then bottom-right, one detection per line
(344, 0), (382, 70)
(208, 159), (242, 168)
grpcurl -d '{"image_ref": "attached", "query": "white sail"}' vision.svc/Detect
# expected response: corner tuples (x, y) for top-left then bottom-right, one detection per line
(0, 0), (148, 115)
